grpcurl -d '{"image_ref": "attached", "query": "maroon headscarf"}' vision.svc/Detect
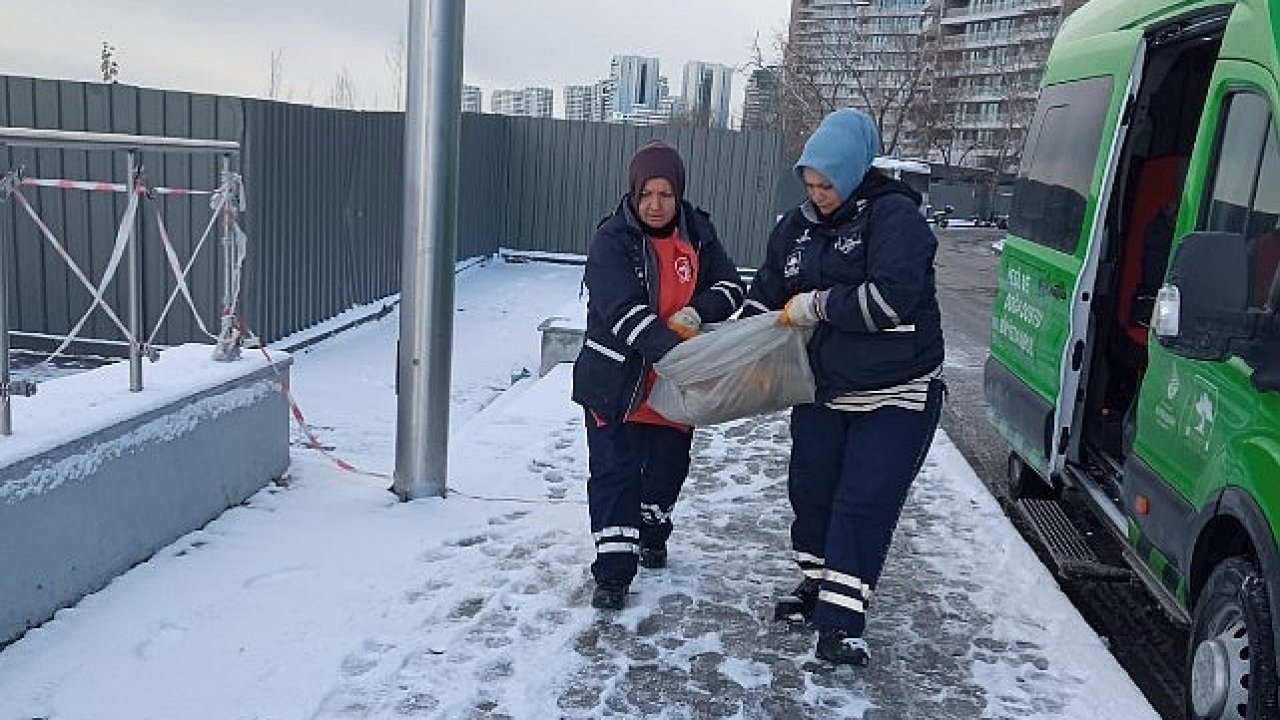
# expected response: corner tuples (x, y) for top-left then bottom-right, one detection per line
(627, 140), (686, 211)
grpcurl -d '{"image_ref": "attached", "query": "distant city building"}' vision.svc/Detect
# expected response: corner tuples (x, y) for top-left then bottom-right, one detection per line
(679, 61), (734, 128)
(932, 0), (1087, 171)
(742, 67), (781, 132)
(610, 55), (667, 122)
(564, 80), (612, 122)
(491, 87), (554, 117)
(788, 0), (1086, 170)
(461, 84), (483, 114)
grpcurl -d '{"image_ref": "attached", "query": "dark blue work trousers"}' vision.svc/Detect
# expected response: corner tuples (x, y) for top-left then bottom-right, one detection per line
(585, 411), (693, 585)
(788, 380), (944, 635)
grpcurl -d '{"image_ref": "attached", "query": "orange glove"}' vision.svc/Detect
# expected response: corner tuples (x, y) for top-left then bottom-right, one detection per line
(779, 291), (821, 327)
(667, 306), (701, 340)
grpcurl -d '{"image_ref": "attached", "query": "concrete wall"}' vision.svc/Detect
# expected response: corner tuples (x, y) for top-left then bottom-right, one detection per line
(0, 347), (291, 646)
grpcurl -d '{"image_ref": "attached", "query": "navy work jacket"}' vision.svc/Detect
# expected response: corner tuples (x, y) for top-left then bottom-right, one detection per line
(743, 171), (944, 401)
(571, 197), (745, 422)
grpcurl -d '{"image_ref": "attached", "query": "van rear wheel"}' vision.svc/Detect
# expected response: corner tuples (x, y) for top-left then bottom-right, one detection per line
(1188, 557), (1279, 719)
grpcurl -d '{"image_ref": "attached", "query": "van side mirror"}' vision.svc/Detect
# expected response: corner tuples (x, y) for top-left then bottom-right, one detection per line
(1156, 231), (1252, 361)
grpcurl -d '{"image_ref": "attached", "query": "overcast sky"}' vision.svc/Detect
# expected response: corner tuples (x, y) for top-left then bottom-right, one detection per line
(0, 1), (792, 119)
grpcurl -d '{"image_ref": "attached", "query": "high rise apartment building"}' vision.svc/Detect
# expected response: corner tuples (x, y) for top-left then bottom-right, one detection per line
(610, 55), (666, 121)
(679, 61), (734, 129)
(787, 0), (933, 156)
(461, 84), (483, 114)
(564, 80), (613, 122)
(743, 67), (782, 131)
(491, 87), (554, 117)
(787, 0), (1083, 170)
(931, 0), (1086, 170)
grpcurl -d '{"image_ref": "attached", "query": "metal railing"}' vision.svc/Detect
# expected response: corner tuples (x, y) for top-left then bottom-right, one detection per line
(0, 127), (242, 435)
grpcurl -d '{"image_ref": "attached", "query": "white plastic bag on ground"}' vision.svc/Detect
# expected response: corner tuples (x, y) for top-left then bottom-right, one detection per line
(649, 311), (815, 426)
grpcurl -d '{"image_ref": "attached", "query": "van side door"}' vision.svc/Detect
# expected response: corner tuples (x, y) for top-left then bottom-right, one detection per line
(989, 31), (1141, 478)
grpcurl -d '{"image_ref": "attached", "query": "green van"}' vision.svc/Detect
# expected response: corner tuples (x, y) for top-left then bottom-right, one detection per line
(984, 0), (1280, 716)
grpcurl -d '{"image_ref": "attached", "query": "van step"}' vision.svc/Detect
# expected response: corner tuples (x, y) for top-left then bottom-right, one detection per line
(1016, 498), (1132, 581)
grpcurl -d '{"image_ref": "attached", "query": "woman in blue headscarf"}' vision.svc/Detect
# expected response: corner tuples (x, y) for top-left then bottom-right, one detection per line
(741, 109), (946, 667)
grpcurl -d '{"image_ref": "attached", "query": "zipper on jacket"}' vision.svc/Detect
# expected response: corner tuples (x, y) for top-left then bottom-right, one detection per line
(624, 237), (660, 414)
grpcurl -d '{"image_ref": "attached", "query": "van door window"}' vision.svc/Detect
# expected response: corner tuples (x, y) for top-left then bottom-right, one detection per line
(1200, 92), (1279, 309)
(1203, 93), (1269, 233)
(1251, 127), (1280, 309)
(1009, 76), (1114, 253)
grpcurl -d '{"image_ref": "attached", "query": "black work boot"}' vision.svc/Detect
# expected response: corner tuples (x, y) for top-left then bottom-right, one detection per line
(816, 628), (870, 667)
(638, 544), (668, 569)
(591, 580), (628, 610)
(773, 577), (820, 624)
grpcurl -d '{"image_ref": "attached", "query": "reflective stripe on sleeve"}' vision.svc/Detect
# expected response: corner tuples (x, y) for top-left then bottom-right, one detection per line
(713, 285), (737, 305)
(612, 305), (648, 335)
(625, 313), (657, 345)
(585, 339), (625, 362)
(857, 283), (877, 329)
(866, 282), (900, 324)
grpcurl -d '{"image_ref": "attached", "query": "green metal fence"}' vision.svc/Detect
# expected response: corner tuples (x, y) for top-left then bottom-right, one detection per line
(1, 76), (785, 344)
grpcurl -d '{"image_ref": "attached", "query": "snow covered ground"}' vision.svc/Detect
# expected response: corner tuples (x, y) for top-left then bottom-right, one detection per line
(0, 257), (1157, 719)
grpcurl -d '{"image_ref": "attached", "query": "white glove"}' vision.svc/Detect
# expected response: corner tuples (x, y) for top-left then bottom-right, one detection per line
(667, 306), (701, 340)
(779, 291), (822, 327)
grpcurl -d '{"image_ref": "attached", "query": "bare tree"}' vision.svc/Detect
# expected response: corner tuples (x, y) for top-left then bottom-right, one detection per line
(742, 30), (836, 159)
(761, 6), (938, 160)
(267, 48), (285, 100)
(386, 34), (406, 111)
(842, 25), (938, 155)
(914, 74), (979, 168)
(739, 34), (784, 134)
(99, 41), (119, 83)
(327, 67), (357, 109)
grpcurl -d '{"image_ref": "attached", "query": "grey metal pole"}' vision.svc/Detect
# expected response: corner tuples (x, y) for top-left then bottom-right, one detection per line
(127, 151), (142, 392)
(0, 181), (10, 435)
(212, 153), (240, 362)
(393, 0), (465, 500)
(0, 167), (36, 432)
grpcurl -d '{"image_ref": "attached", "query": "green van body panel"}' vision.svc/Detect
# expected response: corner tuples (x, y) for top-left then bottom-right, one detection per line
(986, 0), (1280, 693)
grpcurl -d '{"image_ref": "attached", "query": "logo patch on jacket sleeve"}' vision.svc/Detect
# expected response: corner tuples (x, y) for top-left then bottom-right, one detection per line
(784, 248), (803, 278)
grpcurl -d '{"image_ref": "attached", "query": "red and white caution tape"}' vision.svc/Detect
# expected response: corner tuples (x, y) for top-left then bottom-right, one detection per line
(144, 193), (220, 343)
(21, 177), (213, 195)
(13, 188), (136, 350)
(248, 329), (392, 481)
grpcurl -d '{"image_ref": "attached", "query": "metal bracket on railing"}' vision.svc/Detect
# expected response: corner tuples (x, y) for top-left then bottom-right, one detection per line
(0, 166), (24, 202)
(1, 379), (38, 398)
(212, 315), (242, 361)
(132, 166), (154, 199)
(142, 344), (161, 363)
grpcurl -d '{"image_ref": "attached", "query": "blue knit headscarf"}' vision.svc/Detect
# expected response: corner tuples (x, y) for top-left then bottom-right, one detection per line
(794, 109), (881, 202)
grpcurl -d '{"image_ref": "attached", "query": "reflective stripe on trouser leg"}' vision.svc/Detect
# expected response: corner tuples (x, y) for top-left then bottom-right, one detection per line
(814, 380), (944, 635)
(794, 549), (825, 580)
(585, 409), (643, 584)
(636, 422), (693, 549)
(787, 403), (847, 578)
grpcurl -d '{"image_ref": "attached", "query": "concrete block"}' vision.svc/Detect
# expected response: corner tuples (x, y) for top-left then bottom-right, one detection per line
(0, 345), (291, 646)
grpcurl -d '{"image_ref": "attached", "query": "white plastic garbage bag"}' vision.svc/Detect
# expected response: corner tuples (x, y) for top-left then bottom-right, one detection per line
(649, 311), (815, 426)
